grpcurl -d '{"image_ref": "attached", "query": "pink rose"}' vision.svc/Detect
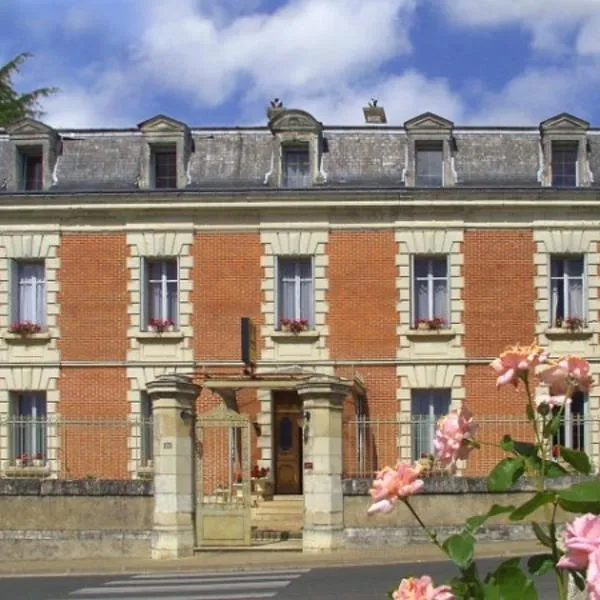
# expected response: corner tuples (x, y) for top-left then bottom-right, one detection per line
(490, 342), (548, 388)
(539, 355), (593, 396)
(367, 463), (424, 515)
(557, 514), (600, 571)
(392, 576), (455, 600)
(433, 406), (478, 467)
(587, 547), (600, 600)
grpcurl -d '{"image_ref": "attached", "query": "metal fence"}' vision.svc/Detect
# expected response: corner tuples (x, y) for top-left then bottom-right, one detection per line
(342, 415), (598, 478)
(0, 416), (153, 480)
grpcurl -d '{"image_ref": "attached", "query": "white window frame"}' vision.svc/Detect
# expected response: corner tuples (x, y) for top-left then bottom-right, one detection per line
(282, 145), (311, 188)
(554, 392), (590, 454)
(549, 255), (585, 324)
(551, 141), (579, 188)
(142, 257), (179, 330)
(140, 391), (153, 465)
(410, 389), (451, 460)
(276, 256), (314, 328)
(12, 259), (46, 326)
(415, 141), (444, 187)
(10, 391), (47, 461)
(411, 255), (449, 326)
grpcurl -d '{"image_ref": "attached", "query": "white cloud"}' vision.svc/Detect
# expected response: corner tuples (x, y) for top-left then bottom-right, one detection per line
(439, 0), (600, 55)
(133, 0), (417, 107)
(275, 70), (463, 125)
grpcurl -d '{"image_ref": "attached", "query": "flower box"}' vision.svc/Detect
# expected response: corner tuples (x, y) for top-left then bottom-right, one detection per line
(148, 318), (175, 334)
(279, 318), (309, 334)
(7, 321), (44, 337)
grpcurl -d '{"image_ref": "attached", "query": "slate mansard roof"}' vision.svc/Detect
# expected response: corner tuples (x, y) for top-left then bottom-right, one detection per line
(1, 109), (599, 194)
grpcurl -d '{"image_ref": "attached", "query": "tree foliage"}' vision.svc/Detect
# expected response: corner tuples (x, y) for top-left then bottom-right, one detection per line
(0, 52), (58, 127)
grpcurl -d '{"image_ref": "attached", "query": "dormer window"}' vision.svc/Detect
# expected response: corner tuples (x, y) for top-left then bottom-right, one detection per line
(283, 145), (311, 188)
(19, 146), (43, 191)
(551, 141), (578, 188)
(540, 113), (591, 188)
(415, 141), (443, 187)
(137, 115), (193, 190)
(152, 145), (177, 189)
(404, 113), (455, 188)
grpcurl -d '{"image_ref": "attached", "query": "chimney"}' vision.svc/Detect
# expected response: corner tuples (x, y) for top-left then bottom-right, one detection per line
(363, 99), (387, 124)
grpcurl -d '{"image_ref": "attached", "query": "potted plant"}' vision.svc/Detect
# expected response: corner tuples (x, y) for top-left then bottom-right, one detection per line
(8, 321), (42, 336)
(15, 453), (29, 468)
(251, 465), (272, 499)
(33, 452), (44, 467)
(280, 318), (309, 334)
(148, 318), (175, 333)
(414, 317), (445, 331)
(564, 316), (585, 332)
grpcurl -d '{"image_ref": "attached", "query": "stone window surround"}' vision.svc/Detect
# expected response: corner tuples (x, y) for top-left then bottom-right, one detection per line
(137, 115), (194, 190)
(539, 114), (593, 188)
(0, 234), (61, 346)
(396, 229), (464, 346)
(0, 366), (59, 477)
(533, 230), (599, 341)
(265, 109), (327, 187)
(6, 118), (61, 192)
(403, 113), (457, 188)
(397, 364), (465, 463)
(125, 232), (194, 342)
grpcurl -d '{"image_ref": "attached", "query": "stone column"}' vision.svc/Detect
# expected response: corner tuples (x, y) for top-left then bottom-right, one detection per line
(146, 374), (200, 560)
(297, 375), (351, 552)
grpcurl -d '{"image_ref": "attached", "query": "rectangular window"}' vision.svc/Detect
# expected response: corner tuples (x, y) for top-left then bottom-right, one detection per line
(411, 389), (451, 461)
(11, 392), (47, 463)
(550, 256), (584, 324)
(355, 395), (367, 476)
(12, 261), (46, 326)
(277, 257), (313, 328)
(282, 146), (311, 188)
(140, 392), (153, 466)
(19, 147), (43, 191)
(551, 141), (578, 188)
(412, 256), (449, 326)
(152, 145), (177, 189)
(415, 141), (443, 187)
(143, 258), (178, 329)
(553, 392), (588, 453)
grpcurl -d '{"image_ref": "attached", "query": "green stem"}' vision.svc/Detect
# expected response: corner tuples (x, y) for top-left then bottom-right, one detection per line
(549, 500), (567, 600)
(402, 498), (444, 553)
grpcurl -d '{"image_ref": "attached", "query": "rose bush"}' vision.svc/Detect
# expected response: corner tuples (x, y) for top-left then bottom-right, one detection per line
(368, 341), (600, 599)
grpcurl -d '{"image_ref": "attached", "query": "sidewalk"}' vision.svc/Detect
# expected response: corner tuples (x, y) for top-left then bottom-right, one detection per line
(0, 540), (544, 577)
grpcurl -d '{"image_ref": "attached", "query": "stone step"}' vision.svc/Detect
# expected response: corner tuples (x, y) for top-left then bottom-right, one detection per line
(253, 504), (303, 515)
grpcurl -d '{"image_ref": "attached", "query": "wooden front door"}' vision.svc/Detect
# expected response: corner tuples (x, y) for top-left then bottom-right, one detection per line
(274, 392), (302, 494)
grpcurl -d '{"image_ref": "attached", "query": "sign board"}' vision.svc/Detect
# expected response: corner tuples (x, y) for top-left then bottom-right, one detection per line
(240, 317), (257, 373)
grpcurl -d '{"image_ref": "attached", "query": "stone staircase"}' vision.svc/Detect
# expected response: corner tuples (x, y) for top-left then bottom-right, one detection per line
(251, 495), (304, 541)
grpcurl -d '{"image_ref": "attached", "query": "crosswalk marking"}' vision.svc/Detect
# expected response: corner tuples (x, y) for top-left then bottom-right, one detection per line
(130, 568), (311, 579)
(56, 567), (310, 600)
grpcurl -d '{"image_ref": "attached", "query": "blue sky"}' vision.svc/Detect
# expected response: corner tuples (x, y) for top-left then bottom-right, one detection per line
(2, 0), (600, 128)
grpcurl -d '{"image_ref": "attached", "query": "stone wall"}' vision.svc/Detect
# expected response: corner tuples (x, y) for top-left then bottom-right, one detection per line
(343, 476), (583, 547)
(0, 479), (153, 560)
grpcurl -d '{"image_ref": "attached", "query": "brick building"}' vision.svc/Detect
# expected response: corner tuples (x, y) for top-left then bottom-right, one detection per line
(0, 104), (598, 488)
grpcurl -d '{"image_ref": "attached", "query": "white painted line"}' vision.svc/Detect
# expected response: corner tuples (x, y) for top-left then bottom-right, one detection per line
(59, 593), (277, 600)
(71, 579), (291, 595)
(131, 568), (310, 579)
(105, 573), (302, 585)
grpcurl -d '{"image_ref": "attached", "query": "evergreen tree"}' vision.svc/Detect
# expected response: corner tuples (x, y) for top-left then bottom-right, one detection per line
(0, 53), (58, 127)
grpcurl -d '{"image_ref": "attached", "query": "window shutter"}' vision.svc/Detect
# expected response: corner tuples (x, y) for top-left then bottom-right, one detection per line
(140, 258), (147, 330)
(409, 255), (415, 327)
(9, 260), (18, 323)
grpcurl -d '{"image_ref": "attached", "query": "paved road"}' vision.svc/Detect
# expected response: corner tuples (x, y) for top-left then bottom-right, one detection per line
(0, 558), (559, 599)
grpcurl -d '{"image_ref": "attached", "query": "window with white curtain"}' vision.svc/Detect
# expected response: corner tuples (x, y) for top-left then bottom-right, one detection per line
(550, 256), (584, 323)
(412, 256), (449, 325)
(553, 391), (588, 453)
(410, 389), (451, 460)
(143, 258), (178, 329)
(11, 392), (47, 461)
(12, 261), (46, 325)
(277, 257), (313, 328)
(282, 146), (311, 188)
